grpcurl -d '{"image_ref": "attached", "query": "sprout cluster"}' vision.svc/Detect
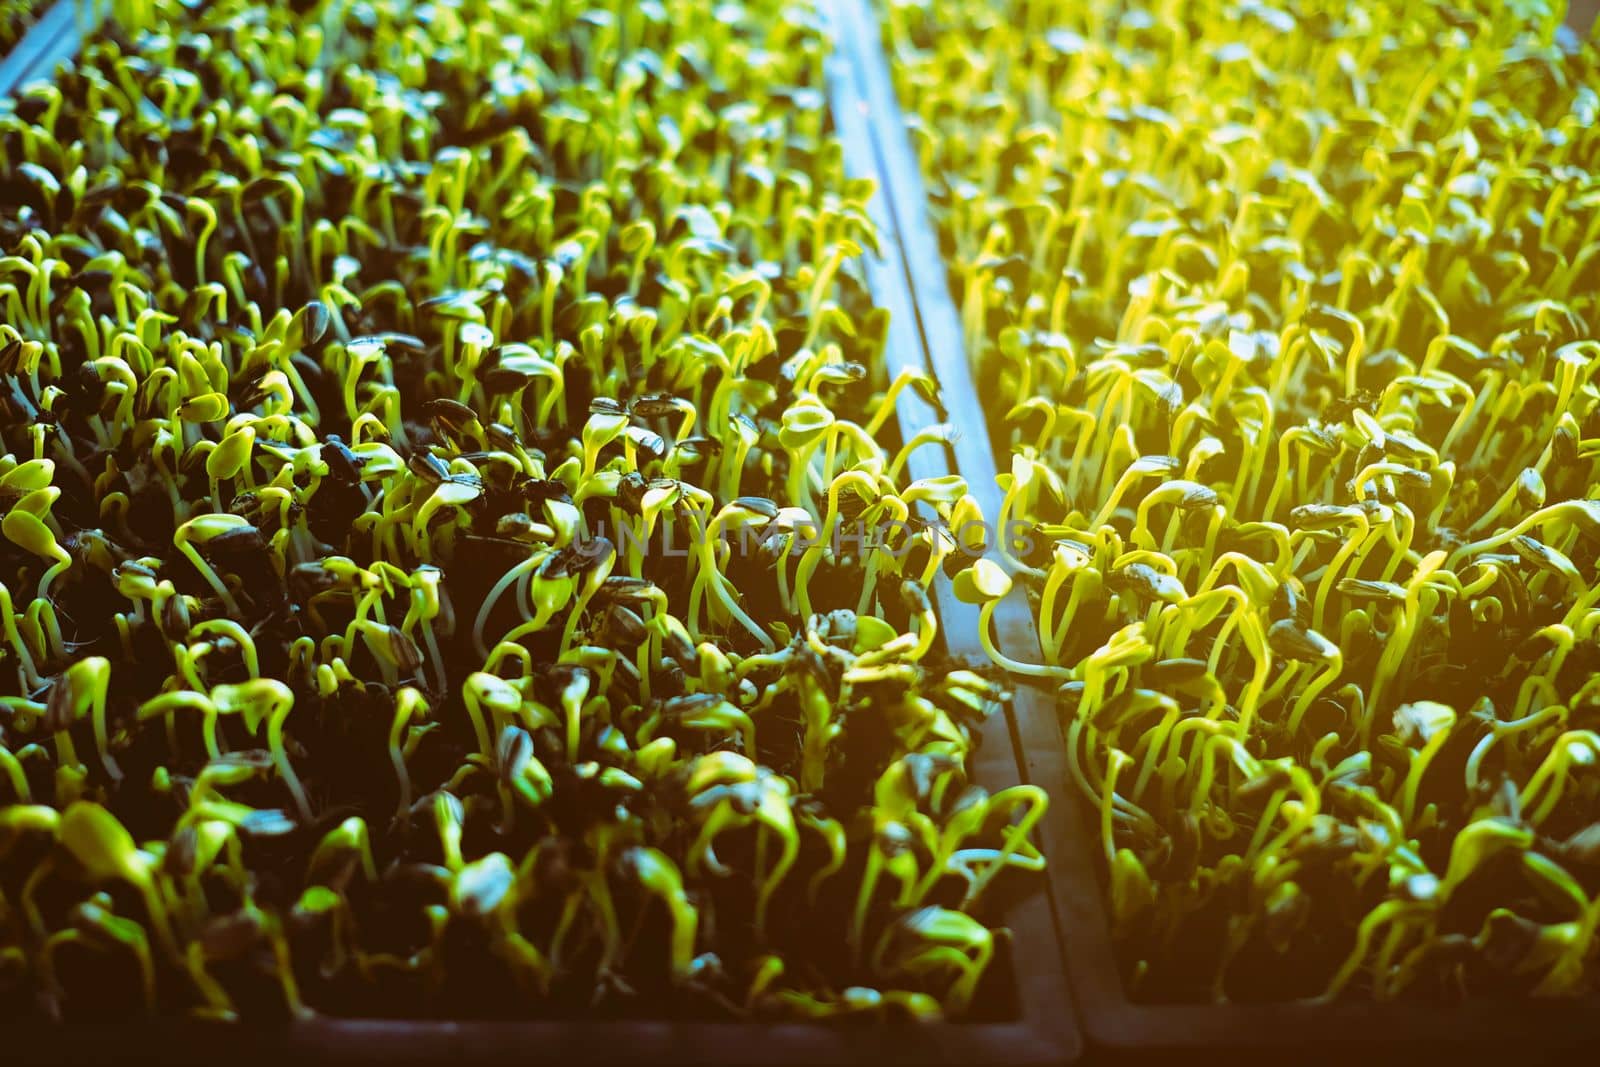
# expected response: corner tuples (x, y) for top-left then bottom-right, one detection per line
(0, 0), (1044, 1022)
(0, 0), (51, 55)
(888, 0), (1600, 1000)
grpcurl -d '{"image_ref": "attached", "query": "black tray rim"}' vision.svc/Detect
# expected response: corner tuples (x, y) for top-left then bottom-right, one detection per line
(0, 1017), (1070, 1066)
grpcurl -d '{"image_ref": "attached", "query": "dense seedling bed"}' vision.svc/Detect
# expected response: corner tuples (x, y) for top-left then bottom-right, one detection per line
(0, 0), (1049, 1026)
(885, 0), (1600, 1003)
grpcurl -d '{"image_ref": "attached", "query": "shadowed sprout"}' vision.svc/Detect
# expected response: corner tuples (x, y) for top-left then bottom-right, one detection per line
(0, 0), (1049, 1023)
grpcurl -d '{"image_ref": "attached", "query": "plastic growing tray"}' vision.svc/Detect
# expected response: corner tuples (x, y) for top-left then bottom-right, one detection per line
(0, 2), (1079, 1063)
(828, 0), (1600, 1059)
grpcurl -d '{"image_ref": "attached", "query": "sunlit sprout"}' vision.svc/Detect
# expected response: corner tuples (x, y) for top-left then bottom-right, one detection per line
(885, 0), (1600, 1003)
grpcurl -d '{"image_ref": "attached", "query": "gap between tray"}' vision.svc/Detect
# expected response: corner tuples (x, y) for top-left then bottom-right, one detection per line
(820, 0), (1080, 1061)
